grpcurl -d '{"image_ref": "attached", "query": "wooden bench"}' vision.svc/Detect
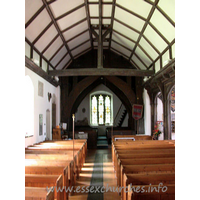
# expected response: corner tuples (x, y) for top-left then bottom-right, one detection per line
(25, 140), (87, 199)
(25, 187), (54, 200)
(127, 184), (175, 200)
(25, 174), (64, 200)
(26, 141), (87, 177)
(120, 164), (175, 199)
(25, 166), (69, 200)
(25, 153), (80, 179)
(116, 157), (175, 188)
(123, 173), (175, 200)
(25, 149), (84, 177)
(112, 135), (152, 142)
(25, 159), (75, 193)
(112, 138), (175, 200)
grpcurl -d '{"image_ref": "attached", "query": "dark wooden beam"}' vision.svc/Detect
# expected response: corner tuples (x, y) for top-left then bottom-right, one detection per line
(91, 26), (99, 40)
(113, 29), (136, 44)
(41, 34), (59, 54)
(25, 56), (59, 87)
(49, 43), (65, 62)
(137, 44), (154, 62)
(109, 0), (116, 49)
(129, 0), (160, 61)
(49, 68), (154, 77)
(142, 35), (160, 55)
(102, 27), (112, 41)
(130, 59), (141, 70)
(32, 21), (53, 45)
(144, 0), (175, 27)
(114, 18), (140, 34)
(47, 0), (57, 5)
(55, 3), (85, 21)
(114, 18), (160, 56)
(84, 0), (94, 49)
(111, 39), (132, 52)
(70, 39), (90, 52)
(149, 22), (169, 45)
(73, 47), (92, 59)
(110, 47), (130, 60)
(55, 52), (69, 69)
(25, 5), (45, 29)
(147, 39), (175, 69)
(134, 53), (148, 69)
(65, 29), (89, 43)
(25, 37), (55, 70)
(88, 2), (112, 5)
(42, 0), (73, 60)
(98, 0), (103, 68)
(115, 3), (146, 21)
(61, 18), (87, 33)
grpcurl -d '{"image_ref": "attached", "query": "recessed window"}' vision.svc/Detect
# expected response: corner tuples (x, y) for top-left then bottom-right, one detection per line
(90, 93), (113, 126)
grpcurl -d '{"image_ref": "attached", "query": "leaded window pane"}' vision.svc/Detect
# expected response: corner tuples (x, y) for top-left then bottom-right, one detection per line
(91, 95), (97, 124)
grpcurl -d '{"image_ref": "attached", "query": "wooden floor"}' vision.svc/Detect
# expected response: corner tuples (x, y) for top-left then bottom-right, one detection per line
(69, 146), (120, 200)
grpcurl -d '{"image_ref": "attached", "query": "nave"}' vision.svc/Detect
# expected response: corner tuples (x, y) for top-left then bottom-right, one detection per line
(69, 148), (120, 200)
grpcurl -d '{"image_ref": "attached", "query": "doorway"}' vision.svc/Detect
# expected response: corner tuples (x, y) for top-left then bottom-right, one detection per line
(46, 109), (50, 140)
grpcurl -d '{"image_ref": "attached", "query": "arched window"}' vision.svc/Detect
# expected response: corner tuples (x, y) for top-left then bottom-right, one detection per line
(25, 75), (34, 137)
(90, 94), (112, 126)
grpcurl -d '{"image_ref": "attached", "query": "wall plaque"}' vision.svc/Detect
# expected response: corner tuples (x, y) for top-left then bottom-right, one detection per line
(38, 81), (43, 97)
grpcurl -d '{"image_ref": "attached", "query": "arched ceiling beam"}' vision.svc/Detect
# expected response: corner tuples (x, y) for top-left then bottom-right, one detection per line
(84, 0), (94, 48)
(129, 0), (160, 61)
(41, 0), (73, 61)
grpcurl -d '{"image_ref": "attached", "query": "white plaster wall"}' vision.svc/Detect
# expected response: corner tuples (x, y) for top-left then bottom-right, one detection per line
(143, 89), (151, 135)
(25, 67), (60, 147)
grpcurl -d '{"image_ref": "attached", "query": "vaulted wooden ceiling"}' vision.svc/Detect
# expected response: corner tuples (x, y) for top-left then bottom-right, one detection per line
(25, 0), (175, 77)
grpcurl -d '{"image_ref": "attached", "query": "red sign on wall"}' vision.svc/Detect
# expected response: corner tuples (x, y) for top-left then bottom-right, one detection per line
(132, 104), (143, 120)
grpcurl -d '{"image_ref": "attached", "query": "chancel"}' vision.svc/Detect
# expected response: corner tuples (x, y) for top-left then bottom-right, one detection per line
(25, 0), (175, 199)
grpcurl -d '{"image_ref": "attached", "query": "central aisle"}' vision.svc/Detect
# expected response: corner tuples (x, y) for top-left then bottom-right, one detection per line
(69, 148), (121, 200)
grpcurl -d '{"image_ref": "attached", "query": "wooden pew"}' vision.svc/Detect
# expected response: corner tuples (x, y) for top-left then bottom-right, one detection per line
(112, 148), (175, 164)
(112, 135), (152, 142)
(25, 187), (54, 200)
(26, 145), (86, 167)
(113, 146), (175, 177)
(25, 166), (69, 200)
(26, 142), (86, 177)
(123, 173), (175, 200)
(116, 157), (175, 188)
(25, 159), (75, 193)
(25, 150), (83, 177)
(25, 174), (64, 200)
(112, 141), (175, 163)
(120, 164), (175, 199)
(25, 153), (80, 179)
(127, 184), (175, 200)
(37, 140), (87, 157)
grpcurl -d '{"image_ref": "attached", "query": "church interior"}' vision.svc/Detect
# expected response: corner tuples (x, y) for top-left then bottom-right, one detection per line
(0, 0), (193, 199)
(24, 0), (178, 199)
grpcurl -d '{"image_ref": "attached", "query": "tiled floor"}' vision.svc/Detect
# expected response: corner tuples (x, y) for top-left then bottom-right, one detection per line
(69, 147), (120, 200)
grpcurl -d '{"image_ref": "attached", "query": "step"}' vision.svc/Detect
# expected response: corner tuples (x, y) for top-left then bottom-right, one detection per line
(97, 136), (107, 140)
(97, 140), (108, 146)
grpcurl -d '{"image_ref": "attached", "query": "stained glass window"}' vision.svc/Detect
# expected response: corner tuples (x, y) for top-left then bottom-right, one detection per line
(105, 96), (111, 124)
(91, 95), (97, 125)
(91, 94), (112, 125)
(98, 95), (104, 124)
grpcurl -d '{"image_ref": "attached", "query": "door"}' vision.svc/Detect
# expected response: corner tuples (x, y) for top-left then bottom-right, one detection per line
(46, 109), (50, 140)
